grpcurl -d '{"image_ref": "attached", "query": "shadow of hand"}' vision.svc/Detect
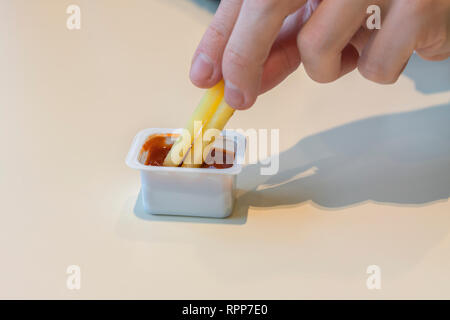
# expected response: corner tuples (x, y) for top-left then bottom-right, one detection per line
(237, 102), (450, 210)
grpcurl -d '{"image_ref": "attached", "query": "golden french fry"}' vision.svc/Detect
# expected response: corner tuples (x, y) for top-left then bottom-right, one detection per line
(205, 100), (236, 132)
(163, 80), (225, 167)
(182, 100), (235, 168)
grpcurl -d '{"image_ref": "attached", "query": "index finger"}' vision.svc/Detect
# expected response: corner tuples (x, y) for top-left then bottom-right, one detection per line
(222, 0), (307, 109)
(190, 0), (243, 88)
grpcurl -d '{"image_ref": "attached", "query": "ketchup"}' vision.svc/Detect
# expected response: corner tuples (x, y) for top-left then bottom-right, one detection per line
(140, 134), (175, 166)
(200, 148), (234, 169)
(140, 134), (234, 169)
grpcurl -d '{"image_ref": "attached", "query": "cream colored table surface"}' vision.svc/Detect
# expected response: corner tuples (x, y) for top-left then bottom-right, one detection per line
(1, 0), (450, 299)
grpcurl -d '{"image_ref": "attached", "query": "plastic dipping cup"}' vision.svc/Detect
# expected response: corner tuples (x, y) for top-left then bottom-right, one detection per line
(126, 128), (246, 218)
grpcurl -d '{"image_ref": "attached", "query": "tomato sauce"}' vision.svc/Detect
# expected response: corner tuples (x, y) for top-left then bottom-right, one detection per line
(140, 134), (234, 169)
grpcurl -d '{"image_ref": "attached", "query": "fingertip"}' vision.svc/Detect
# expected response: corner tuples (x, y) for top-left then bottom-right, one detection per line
(224, 80), (255, 110)
(190, 75), (221, 89)
(189, 53), (216, 88)
(224, 80), (245, 109)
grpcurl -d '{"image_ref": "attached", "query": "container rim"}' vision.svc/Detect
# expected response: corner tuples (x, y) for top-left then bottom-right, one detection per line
(125, 128), (247, 175)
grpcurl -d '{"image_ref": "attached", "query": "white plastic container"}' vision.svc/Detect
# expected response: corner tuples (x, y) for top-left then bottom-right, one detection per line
(126, 128), (246, 218)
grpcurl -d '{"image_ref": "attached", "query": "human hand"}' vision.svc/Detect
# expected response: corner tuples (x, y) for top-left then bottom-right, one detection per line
(189, 0), (450, 110)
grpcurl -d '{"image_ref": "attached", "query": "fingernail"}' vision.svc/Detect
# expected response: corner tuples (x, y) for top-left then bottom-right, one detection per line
(190, 53), (214, 83)
(225, 81), (245, 109)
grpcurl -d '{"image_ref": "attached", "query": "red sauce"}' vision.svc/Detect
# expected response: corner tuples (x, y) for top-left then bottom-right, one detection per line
(140, 134), (175, 166)
(200, 148), (234, 169)
(140, 134), (234, 169)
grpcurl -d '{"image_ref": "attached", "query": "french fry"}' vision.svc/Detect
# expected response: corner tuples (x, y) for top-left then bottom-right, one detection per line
(182, 100), (235, 168)
(163, 80), (225, 167)
(205, 100), (236, 133)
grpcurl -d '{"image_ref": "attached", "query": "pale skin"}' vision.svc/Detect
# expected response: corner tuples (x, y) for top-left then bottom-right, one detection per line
(189, 0), (450, 110)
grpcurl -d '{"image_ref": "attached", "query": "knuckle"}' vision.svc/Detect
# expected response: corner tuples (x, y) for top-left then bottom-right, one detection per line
(206, 22), (229, 43)
(298, 30), (337, 83)
(398, 0), (433, 19)
(358, 60), (398, 84)
(411, 0), (434, 13)
(304, 68), (338, 84)
(297, 28), (329, 63)
(416, 51), (450, 61)
(247, 0), (280, 12)
(247, 0), (300, 15)
(223, 46), (252, 70)
(416, 26), (449, 54)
